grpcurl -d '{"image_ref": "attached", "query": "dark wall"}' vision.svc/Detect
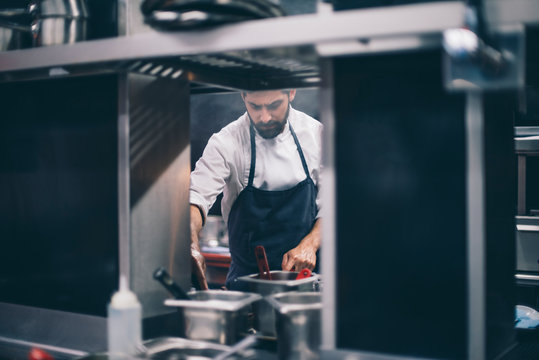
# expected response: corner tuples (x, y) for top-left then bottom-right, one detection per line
(333, 51), (468, 358)
(332, 50), (516, 359)
(0, 75), (119, 317)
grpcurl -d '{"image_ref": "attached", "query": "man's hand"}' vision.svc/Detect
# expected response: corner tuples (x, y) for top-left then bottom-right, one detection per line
(281, 218), (321, 271)
(191, 242), (209, 290)
(281, 242), (317, 271)
(191, 204), (209, 290)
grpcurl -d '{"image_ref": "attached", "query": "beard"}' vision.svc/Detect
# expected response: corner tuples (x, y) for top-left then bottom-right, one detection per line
(250, 104), (290, 139)
(254, 119), (287, 139)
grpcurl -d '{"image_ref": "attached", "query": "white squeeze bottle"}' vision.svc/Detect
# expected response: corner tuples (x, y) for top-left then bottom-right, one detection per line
(107, 275), (142, 358)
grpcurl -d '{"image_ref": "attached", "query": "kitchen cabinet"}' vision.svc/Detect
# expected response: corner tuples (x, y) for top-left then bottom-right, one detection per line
(0, 1), (538, 359)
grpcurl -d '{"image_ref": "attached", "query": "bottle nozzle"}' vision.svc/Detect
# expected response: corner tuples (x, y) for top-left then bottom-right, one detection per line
(120, 275), (128, 292)
(111, 275), (139, 308)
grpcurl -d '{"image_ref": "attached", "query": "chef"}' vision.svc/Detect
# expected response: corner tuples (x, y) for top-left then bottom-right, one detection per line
(189, 89), (322, 290)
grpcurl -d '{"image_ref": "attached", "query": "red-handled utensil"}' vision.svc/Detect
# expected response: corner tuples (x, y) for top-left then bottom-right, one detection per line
(295, 268), (312, 280)
(29, 348), (54, 360)
(254, 245), (272, 280)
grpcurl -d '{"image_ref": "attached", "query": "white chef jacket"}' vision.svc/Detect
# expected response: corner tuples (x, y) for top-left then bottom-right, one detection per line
(190, 106), (322, 224)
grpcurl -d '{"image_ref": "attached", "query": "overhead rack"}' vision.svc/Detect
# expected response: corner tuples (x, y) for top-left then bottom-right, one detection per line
(0, 2), (467, 89)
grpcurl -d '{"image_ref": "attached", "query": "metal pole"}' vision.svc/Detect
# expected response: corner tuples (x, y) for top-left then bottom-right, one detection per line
(320, 58), (336, 350)
(118, 73), (131, 284)
(466, 91), (485, 360)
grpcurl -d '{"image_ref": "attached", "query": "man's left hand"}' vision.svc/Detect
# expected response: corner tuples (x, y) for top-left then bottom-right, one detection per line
(281, 218), (321, 271)
(281, 242), (317, 271)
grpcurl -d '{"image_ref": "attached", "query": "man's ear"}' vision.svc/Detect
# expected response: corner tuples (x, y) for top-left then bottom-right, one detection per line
(288, 89), (297, 102)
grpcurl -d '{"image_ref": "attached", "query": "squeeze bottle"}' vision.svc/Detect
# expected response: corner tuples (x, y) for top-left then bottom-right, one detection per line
(107, 276), (142, 357)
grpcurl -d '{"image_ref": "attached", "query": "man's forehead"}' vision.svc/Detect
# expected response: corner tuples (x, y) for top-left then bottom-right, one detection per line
(243, 90), (287, 104)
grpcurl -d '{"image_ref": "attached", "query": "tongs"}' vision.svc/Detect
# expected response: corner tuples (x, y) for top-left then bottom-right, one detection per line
(254, 245), (272, 280)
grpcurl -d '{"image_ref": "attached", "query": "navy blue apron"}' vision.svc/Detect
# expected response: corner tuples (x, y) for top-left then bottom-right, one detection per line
(226, 119), (318, 291)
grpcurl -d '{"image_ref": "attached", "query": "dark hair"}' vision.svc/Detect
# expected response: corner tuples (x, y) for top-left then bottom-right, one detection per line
(241, 90), (291, 97)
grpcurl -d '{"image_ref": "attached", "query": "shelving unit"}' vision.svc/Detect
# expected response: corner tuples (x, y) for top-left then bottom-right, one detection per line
(1, 1), (539, 359)
(0, 2), (467, 89)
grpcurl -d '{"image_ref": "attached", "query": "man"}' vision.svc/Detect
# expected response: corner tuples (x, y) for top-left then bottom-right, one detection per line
(190, 89), (322, 290)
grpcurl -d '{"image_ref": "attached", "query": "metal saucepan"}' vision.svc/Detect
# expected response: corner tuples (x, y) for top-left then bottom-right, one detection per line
(153, 266), (192, 300)
(0, 0), (88, 50)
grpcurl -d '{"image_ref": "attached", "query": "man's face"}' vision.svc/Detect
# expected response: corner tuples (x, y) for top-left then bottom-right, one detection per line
(242, 90), (296, 139)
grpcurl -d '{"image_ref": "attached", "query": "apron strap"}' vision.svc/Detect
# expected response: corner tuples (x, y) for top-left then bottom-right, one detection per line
(289, 122), (312, 180)
(248, 116), (312, 187)
(248, 122), (256, 187)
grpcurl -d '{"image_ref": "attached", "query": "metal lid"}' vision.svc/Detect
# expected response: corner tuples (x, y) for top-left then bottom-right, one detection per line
(237, 270), (320, 286)
(266, 291), (322, 314)
(164, 290), (262, 311)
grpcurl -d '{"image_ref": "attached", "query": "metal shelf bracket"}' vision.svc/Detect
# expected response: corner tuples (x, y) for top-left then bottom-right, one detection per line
(443, 23), (525, 91)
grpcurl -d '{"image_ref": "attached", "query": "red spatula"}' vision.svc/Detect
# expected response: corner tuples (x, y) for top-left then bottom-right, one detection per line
(295, 268), (312, 280)
(254, 245), (272, 280)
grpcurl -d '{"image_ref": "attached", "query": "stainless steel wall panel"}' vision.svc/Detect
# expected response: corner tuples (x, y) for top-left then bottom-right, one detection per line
(127, 73), (191, 319)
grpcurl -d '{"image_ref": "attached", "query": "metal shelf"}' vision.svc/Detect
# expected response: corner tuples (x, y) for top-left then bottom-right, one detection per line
(128, 48), (320, 91)
(516, 137), (539, 153)
(516, 273), (539, 285)
(516, 127), (539, 154)
(484, 0), (539, 29)
(0, 2), (467, 89)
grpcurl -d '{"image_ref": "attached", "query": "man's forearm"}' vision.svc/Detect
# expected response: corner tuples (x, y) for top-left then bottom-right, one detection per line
(299, 218), (321, 250)
(190, 204), (204, 248)
(190, 204), (209, 289)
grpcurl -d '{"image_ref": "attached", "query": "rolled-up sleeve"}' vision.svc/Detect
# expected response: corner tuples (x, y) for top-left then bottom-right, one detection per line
(190, 133), (232, 220)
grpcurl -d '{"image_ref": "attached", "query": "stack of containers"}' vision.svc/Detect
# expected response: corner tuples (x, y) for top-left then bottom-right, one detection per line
(237, 270), (320, 338)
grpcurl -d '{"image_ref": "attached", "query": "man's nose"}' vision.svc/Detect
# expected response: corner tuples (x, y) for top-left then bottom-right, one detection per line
(259, 107), (272, 123)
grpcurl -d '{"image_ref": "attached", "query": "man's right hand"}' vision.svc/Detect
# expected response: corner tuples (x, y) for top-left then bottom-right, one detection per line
(190, 204), (209, 290)
(191, 243), (209, 290)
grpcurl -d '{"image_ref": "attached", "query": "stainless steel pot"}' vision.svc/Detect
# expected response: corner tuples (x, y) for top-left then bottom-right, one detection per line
(34, 16), (87, 46)
(0, 0), (88, 50)
(0, 26), (29, 51)
(237, 270), (320, 337)
(164, 290), (262, 345)
(28, 0), (88, 17)
(0, 0), (88, 19)
(267, 292), (322, 360)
